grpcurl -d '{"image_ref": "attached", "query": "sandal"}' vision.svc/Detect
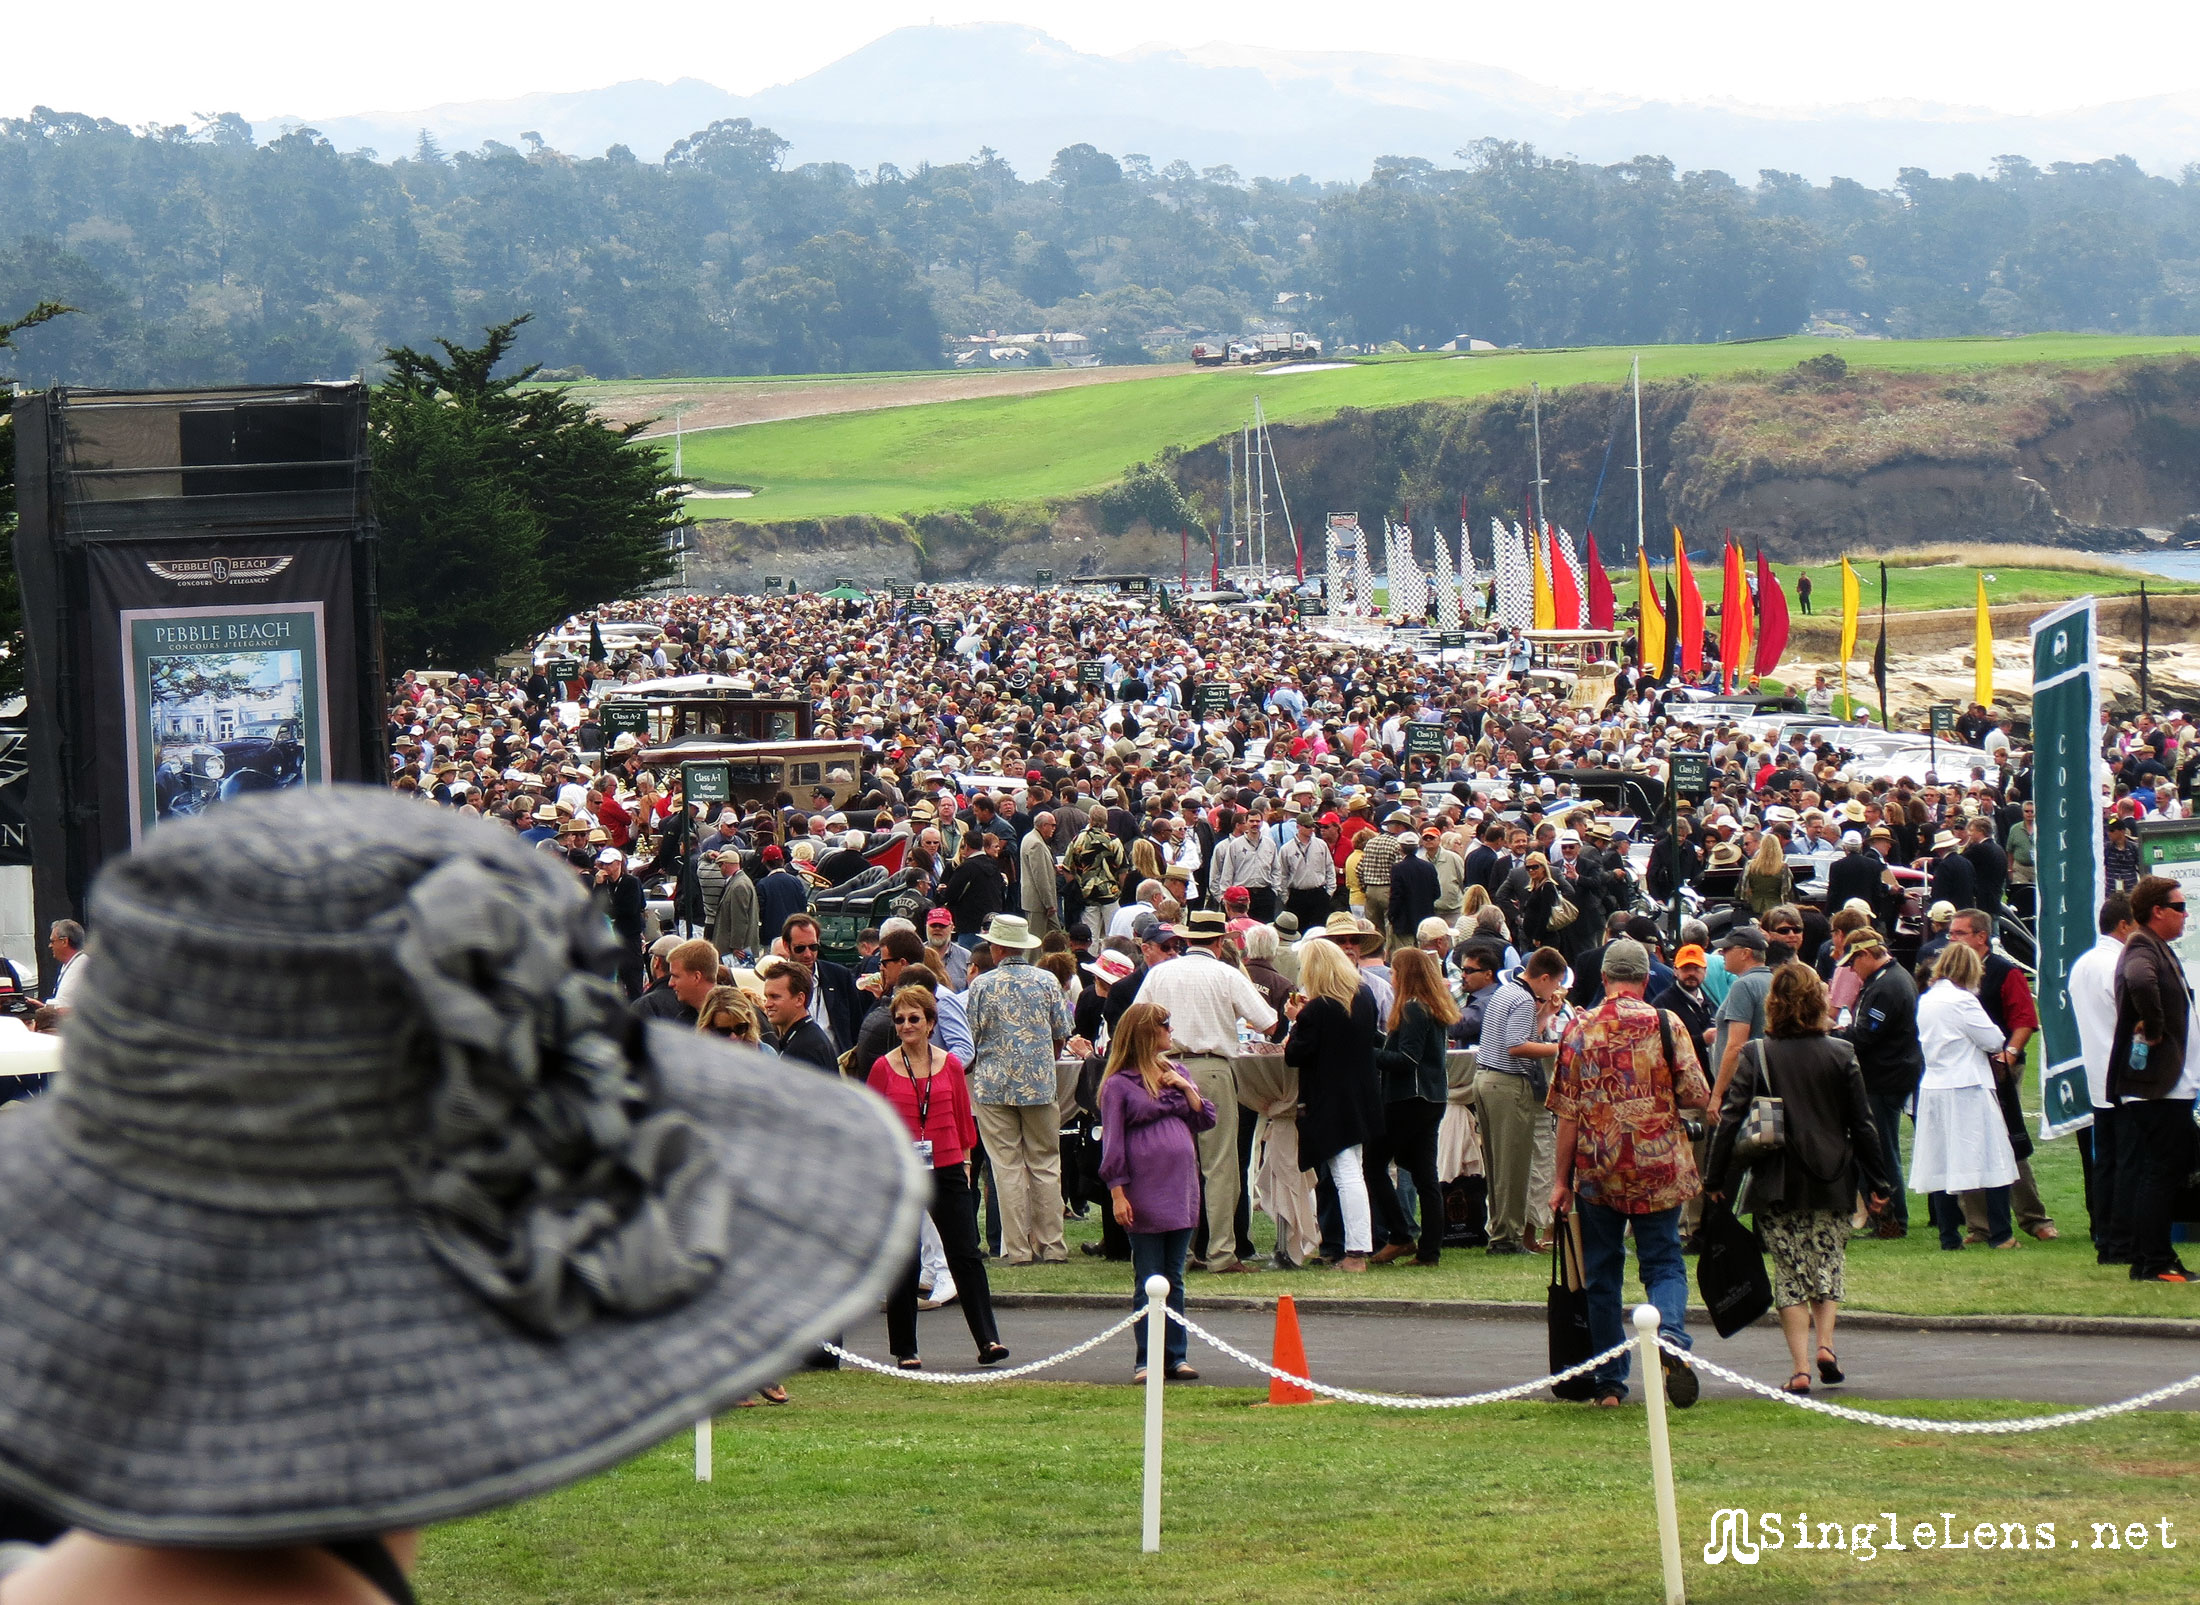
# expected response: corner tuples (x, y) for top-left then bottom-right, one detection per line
(977, 1343), (1010, 1367)
(758, 1383), (791, 1404)
(1783, 1372), (1811, 1396)
(1816, 1347), (1843, 1385)
(1592, 1385), (1625, 1408)
(896, 1357), (923, 1371)
(1165, 1362), (1200, 1381)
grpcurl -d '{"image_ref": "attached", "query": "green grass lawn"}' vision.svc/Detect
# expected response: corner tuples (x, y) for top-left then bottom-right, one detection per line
(419, 1375), (2200, 1603)
(992, 1048), (2195, 1322)
(1607, 558), (2184, 618)
(672, 334), (2200, 521)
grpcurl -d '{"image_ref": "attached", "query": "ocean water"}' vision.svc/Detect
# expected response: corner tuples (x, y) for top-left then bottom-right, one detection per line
(2111, 551), (2200, 582)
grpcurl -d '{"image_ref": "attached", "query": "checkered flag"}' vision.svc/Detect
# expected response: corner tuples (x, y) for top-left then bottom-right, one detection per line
(1431, 523), (1460, 632)
(1352, 529), (1375, 620)
(1457, 524), (1478, 620)
(1494, 519), (1533, 631)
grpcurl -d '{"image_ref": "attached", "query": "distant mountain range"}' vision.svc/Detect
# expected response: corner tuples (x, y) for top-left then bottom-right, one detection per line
(269, 23), (2200, 186)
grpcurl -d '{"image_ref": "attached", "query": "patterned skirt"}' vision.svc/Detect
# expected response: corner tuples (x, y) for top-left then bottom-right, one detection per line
(1754, 1205), (1849, 1308)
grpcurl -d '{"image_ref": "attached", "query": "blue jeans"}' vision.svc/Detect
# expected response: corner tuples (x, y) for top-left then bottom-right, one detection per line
(1866, 1092), (1909, 1228)
(1932, 1186), (2009, 1249)
(1577, 1200), (1691, 1400)
(1130, 1228), (1191, 1370)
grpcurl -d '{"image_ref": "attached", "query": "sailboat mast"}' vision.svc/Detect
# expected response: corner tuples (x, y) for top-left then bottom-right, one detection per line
(1631, 355), (1646, 565)
(1260, 407), (1297, 583)
(1254, 397), (1270, 579)
(1530, 382), (1547, 536)
(1225, 432), (1237, 574)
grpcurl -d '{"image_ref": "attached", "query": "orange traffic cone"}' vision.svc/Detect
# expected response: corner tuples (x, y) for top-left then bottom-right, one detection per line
(1266, 1294), (1317, 1406)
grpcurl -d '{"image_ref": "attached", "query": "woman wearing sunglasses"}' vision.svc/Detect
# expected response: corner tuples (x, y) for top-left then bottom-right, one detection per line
(873, 985), (1009, 1370)
(1098, 1002), (1216, 1381)
(694, 985), (772, 1052)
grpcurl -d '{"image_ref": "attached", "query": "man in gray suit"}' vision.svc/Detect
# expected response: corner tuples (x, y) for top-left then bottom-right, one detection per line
(1020, 812), (1061, 939)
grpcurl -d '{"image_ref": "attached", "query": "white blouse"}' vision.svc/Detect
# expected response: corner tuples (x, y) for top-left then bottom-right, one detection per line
(1916, 978), (2006, 1091)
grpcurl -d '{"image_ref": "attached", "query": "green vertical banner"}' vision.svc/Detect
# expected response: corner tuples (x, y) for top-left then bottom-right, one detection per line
(2028, 598), (2101, 1139)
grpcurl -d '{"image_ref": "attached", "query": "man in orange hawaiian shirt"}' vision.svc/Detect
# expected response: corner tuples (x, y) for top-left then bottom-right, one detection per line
(1549, 938), (1711, 1408)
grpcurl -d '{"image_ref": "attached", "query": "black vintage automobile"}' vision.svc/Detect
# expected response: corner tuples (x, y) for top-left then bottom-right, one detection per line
(155, 717), (307, 820)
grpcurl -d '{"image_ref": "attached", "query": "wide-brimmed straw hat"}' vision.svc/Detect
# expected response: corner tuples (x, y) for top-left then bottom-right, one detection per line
(979, 913), (1044, 949)
(0, 788), (922, 1544)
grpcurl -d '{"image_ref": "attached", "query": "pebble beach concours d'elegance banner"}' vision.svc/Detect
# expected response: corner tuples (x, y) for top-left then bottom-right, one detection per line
(2027, 598), (2103, 1140)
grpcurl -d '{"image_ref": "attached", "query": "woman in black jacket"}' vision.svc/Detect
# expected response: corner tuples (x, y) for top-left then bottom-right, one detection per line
(1284, 935), (1383, 1271)
(1705, 962), (1894, 1396)
(1518, 853), (1562, 950)
(1366, 948), (1460, 1265)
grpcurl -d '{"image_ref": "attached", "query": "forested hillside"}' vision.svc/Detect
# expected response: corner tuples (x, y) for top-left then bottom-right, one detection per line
(2, 106), (2198, 385)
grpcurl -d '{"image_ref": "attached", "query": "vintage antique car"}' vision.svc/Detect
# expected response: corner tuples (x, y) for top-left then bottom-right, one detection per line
(155, 717), (307, 820)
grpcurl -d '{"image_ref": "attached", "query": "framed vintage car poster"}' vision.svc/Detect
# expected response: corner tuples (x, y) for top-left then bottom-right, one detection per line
(117, 601), (333, 844)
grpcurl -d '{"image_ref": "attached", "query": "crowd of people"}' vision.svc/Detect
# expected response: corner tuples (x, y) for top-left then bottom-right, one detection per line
(373, 579), (2200, 1407)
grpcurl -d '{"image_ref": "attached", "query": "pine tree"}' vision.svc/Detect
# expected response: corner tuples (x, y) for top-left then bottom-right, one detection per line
(0, 303), (75, 697)
(370, 317), (681, 666)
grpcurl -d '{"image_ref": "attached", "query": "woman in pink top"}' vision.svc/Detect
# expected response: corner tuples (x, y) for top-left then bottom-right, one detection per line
(873, 985), (1009, 1370)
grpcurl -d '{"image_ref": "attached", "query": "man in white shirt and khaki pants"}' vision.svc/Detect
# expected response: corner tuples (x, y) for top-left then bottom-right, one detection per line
(1135, 909), (1278, 1272)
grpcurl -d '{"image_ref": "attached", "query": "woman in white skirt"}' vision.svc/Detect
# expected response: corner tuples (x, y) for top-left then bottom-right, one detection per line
(1911, 943), (2018, 1250)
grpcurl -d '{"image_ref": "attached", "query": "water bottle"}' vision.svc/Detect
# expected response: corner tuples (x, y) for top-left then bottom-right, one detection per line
(2131, 1036), (2151, 1071)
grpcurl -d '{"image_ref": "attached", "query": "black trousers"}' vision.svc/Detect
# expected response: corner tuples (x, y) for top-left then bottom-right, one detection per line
(1285, 887), (1332, 934)
(2080, 1105), (2129, 1261)
(1367, 1098), (1446, 1261)
(1247, 887), (1279, 923)
(886, 1163), (1000, 1359)
(2112, 1097), (2196, 1280)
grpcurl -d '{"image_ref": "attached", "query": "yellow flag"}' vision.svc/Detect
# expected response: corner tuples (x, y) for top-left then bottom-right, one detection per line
(1975, 572), (1993, 708)
(1838, 558), (1860, 708)
(1530, 527), (1555, 630)
(1637, 544), (1666, 672)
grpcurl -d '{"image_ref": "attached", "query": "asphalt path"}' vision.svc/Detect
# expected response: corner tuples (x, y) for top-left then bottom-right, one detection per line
(843, 1302), (2200, 1408)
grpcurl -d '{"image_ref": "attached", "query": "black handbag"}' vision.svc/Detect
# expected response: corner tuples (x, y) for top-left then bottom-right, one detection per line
(1546, 1210), (1598, 1400)
(1695, 1198), (1774, 1338)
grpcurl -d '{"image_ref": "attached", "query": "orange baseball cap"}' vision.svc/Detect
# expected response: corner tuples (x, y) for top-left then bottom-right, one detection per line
(1674, 944), (1709, 967)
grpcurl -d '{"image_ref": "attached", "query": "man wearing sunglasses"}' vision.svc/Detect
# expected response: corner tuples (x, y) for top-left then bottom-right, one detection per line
(2108, 877), (2198, 1283)
(778, 914), (863, 1055)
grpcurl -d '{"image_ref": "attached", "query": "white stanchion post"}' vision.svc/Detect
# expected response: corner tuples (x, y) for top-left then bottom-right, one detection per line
(1141, 1274), (1169, 1553)
(1634, 1305), (1684, 1604)
(695, 1416), (713, 1483)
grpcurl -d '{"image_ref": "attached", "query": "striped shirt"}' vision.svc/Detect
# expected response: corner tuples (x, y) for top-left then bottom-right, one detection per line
(1477, 980), (1544, 1079)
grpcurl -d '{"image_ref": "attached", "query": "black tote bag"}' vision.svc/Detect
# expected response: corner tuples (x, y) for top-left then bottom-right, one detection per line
(1695, 1199), (1774, 1338)
(1546, 1210), (1598, 1400)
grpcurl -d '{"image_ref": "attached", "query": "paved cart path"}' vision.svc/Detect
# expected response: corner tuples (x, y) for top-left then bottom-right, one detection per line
(843, 1303), (2200, 1408)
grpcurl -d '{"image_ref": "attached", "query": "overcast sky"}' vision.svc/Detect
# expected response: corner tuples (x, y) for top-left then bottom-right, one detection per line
(6, 2), (2195, 126)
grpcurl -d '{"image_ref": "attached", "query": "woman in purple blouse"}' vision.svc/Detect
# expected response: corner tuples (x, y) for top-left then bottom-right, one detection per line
(1098, 1001), (1217, 1381)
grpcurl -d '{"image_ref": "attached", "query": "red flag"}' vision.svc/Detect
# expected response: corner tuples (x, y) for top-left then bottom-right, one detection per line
(1585, 533), (1616, 630)
(1753, 548), (1790, 678)
(1673, 528), (1705, 680)
(1294, 524), (1304, 582)
(1718, 540), (1751, 694)
(1210, 538), (1220, 588)
(1549, 528), (1582, 629)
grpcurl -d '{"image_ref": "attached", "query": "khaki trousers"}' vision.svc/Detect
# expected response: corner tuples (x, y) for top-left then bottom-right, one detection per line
(1178, 1054), (1243, 1271)
(1363, 891), (1390, 947)
(1475, 1069), (1540, 1249)
(976, 1101), (1066, 1263)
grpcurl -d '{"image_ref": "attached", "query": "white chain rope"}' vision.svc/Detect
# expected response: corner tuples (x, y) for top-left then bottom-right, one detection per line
(822, 1312), (1143, 1383)
(1165, 1308), (1638, 1408)
(1656, 1336), (2200, 1433)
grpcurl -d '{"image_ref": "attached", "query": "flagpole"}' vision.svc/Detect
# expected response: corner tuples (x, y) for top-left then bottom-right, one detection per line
(1878, 562), (1889, 732)
(2140, 581), (2152, 719)
(1532, 383), (1548, 539)
(1631, 355), (1646, 567)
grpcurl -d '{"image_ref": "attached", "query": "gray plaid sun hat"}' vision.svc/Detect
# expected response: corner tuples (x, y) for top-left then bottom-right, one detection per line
(0, 787), (923, 1544)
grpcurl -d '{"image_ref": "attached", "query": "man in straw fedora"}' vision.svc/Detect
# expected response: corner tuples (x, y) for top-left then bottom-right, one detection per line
(964, 913), (1080, 1265)
(0, 788), (923, 1601)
